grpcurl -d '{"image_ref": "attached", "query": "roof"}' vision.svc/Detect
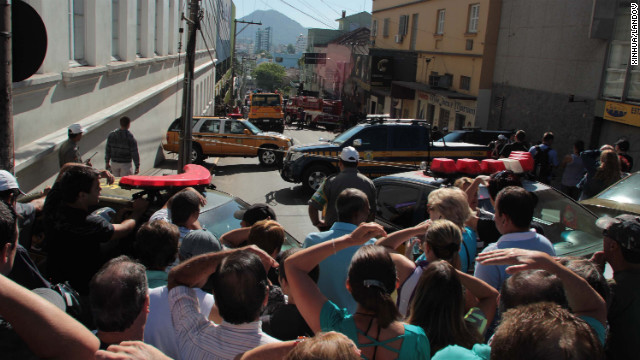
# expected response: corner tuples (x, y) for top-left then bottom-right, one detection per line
(392, 81), (477, 101)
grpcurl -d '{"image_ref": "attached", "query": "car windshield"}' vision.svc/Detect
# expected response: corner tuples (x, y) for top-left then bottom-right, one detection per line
(332, 125), (364, 145)
(439, 132), (467, 142)
(595, 172), (640, 204)
(243, 121), (262, 134)
(479, 183), (601, 255)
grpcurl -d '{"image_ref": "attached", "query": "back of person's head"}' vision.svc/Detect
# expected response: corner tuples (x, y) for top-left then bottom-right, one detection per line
(491, 302), (603, 360)
(89, 256), (148, 332)
(499, 269), (567, 313)
(278, 248), (319, 284)
(59, 166), (99, 203)
(596, 150), (621, 183)
(516, 130), (526, 142)
(133, 220), (179, 271)
(574, 140), (585, 153)
(247, 220), (285, 257)
(336, 188), (369, 223)
(285, 331), (361, 360)
(179, 229), (222, 261)
(169, 191), (201, 225)
(120, 116), (131, 128)
(427, 187), (471, 228)
(557, 257), (610, 304)
(423, 219), (461, 264)
(496, 186), (537, 228)
(487, 170), (522, 200)
(453, 177), (472, 190)
(212, 250), (269, 324)
(616, 138), (630, 152)
(0, 200), (17, 249)
(408, 261), (481, 355)
(543, 132), (554, 143)
(347, 245), (399, 328)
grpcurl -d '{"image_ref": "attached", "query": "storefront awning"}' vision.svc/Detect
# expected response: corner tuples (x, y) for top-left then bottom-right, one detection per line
(371, 88), (391, 98)
(391, 81), (477, 101)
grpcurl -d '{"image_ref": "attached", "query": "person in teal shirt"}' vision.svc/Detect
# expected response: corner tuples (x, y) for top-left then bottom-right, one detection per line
(286, 222), (431, 360)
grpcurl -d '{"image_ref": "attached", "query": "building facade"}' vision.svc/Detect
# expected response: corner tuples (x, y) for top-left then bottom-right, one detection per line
(254, 26), (272, 53)
(295, 34), (308, 53)
(370, 0), (501, 130)
(14, 0), (230, 192)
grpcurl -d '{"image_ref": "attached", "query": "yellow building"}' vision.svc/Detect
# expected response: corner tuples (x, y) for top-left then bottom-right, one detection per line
(370, 0), (501, 129)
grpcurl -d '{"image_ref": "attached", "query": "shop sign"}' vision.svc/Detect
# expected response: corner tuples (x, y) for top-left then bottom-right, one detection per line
(603, 101), (640, 127)
(430, 94), (476, 116)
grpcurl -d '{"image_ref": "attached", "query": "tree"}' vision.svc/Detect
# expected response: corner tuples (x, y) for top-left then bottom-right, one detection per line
(287, 44), (296, 54)
(252, 63), (286, 92)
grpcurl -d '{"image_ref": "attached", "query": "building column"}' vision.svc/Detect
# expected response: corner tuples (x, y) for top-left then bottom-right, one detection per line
(155, 0), (168, 55)
(85, 0), (112, 66)
(24, 0), (69, 73)
(140, 0), (155, 57)
(168, 0), (179, 54)
(118, 0), (137, 61)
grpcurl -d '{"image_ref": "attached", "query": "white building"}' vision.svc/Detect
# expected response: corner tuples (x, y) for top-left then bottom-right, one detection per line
(295, 34), (307, 53)
(254, 27), (272, 53)
(14, 0), (230, 191)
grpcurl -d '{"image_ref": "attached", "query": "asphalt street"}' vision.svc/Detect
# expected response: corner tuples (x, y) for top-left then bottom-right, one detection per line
(209, 125), (337, 243)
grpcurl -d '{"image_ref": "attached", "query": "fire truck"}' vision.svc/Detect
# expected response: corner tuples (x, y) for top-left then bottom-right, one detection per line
(284, 96), (343, 130)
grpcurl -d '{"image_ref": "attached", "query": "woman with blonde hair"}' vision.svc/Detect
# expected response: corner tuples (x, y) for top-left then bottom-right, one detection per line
(579, 149), (622, 200)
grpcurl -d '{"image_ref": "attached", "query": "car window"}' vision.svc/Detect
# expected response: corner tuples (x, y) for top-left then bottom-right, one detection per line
(596, 173), (640, 204)
(201, 119), (220, 133)
(354, 127), (388, 150)
(440, 132), (467, 142)
(391, 126), (427, 150)
(376, 183), (428, 229)
(224, 120), (246, 134)
(168, 118), (198, 131)
(333, 125), (364, 145)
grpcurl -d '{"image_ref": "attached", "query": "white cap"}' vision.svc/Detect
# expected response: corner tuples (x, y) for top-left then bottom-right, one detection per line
(68, 124), (84, 135)
(340, 146), (359, 163)
(0, 170), (24, 194)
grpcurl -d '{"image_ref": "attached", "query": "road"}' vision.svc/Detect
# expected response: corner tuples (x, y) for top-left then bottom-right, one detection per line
(210, 126), (336, 243)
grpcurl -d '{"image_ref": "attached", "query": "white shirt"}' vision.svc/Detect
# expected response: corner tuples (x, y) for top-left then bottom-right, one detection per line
(145, 286), (215, 360)
(169, 286), (279, 360)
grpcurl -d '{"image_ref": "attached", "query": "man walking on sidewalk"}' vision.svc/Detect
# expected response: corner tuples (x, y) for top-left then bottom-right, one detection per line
(105, 116), (141, 176)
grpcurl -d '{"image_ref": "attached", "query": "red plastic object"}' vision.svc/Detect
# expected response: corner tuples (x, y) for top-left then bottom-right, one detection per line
(430, 158), (457, 174)
(480, 159), (506, 174)
(119, 164), (212, 188)
(456, 158), (482, 175)
(509, 151), (530, 158)
(227, 113), (244, 119)
(509, 153), (534, 172)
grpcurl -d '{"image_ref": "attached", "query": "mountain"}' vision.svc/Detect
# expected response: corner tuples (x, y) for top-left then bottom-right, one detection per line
(237, 10), (306, 47)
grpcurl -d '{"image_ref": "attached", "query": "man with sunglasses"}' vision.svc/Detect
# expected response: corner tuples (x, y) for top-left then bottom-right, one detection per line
(591, 214), (640, 359)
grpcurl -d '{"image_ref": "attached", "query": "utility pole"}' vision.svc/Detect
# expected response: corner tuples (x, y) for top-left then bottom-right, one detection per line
(231, 20), (261, 106)
(178, 0), (201, 173)
(0, 0), (12, 172)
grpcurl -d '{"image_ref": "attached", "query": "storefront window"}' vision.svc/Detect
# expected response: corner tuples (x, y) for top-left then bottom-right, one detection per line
(602, 1), (633, 100)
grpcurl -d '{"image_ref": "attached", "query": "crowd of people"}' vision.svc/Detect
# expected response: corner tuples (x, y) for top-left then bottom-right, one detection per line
(0, 127), (638, 360)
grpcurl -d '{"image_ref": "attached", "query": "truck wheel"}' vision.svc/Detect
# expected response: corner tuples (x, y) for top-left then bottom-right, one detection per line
(258, 148), (278, 166)
(302, 164), (331, 192)
(191, 143), (204, 164)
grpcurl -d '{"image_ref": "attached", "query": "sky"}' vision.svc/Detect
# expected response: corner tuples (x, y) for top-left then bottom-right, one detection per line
(234, 0), (372, 29)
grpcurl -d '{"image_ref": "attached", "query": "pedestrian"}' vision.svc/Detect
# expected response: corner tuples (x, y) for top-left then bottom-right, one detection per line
(297, 107), (305, 130)
(499, 130), (529, 158)
(578, 149), (621, 200)
(59, 123), (88, 167)
(529, 132), (559, 184)
(615, 138), (633, 172)
(560, 140), (586, 200)
(105, 116), (140, 176)
(308, 147), (376, 231)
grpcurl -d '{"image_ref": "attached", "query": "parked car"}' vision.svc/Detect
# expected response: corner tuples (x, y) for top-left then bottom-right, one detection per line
(580, 172), (640, 218)
(162, 116), (293, 166)
(374, 170), (602, 258)
(435, 128), (515, 146)
(280, 119), (492, 192)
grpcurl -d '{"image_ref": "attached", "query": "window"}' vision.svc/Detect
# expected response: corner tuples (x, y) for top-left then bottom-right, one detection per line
(376, 184), (429, 228)
(70, 0), (85, 63)
(426, 104), (435, 124)
(410, 14), (418, 50)
(392, 126), (426, 150)
(383, 18), (390, 37)
(466, 39), (473, 50)
(372, 19), (378, 37)
(603, 2), (633, 99)
(112, 0), (120, 60)
(438, 108), (450, 129)
(455, 114), (466, 130)
(428, 71), (439, 86)
(398, 15), (409, 35)
(468, 4), (480, 33)
(460, 76), (471, 90)
(353, 127), (388, 151)
(201, 119), (220, 133)
(224, 120), (246, 134)
(436, 9), (445, 34)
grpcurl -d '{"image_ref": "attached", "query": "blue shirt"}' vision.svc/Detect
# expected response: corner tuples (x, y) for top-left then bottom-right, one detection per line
(414, 227), (477, 273)
(303, 222), (376, 314)
(474, 231), (556, 291)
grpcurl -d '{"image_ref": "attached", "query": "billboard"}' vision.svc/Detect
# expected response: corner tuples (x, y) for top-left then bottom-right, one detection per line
(370, 56), (393, 87)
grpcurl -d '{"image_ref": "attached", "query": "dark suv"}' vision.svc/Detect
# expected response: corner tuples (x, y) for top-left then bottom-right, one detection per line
(280, 119), (492, 192)
(436, 129), (514, 146)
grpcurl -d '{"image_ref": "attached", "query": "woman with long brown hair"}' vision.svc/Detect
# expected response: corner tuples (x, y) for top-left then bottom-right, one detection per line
(579, 149), (621, 200)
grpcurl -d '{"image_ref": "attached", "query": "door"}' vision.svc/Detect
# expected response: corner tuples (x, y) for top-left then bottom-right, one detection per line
(222, 119), (258, 155)
(455, 113), (466, 130)
(350, 126), (389, 176)
(389, 126), (428, 169)
(197, 119), (222, 155)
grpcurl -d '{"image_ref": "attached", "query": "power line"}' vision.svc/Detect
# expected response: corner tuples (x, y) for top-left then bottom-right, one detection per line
(277, 0), (337, 29)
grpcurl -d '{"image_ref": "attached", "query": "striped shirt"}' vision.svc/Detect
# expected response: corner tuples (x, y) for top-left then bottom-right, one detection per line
(169, 286), (279, 360)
